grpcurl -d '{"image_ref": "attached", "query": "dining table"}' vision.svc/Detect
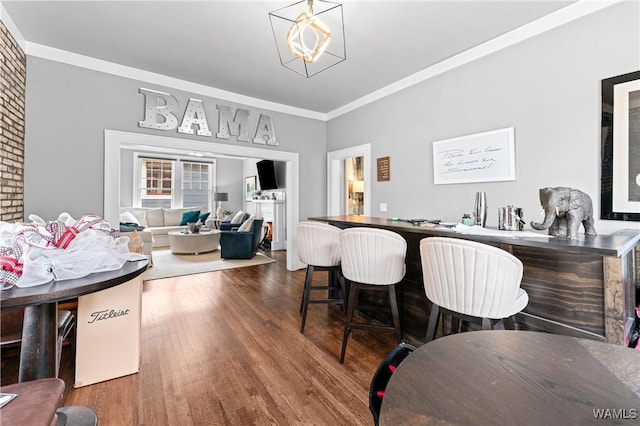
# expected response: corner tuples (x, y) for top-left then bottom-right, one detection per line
(0, 259), (148, 382)
(380, 330), (640, 425)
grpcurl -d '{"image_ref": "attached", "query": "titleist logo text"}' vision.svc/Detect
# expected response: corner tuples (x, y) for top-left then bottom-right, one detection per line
(88, 309), (131, 324)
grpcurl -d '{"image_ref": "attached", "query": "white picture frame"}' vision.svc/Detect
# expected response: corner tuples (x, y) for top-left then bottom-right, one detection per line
(432, 127), (515, 185)
(245, 176), (256, 201)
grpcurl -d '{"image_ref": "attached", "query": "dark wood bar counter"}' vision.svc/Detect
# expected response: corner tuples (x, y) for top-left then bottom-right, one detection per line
(310, 215), (640, 346)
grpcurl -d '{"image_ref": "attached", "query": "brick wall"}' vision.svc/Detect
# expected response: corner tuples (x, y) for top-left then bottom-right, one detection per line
(0, 20), (25, 222)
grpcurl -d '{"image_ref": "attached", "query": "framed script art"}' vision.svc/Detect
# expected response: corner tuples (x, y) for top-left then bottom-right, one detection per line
(601, 71), (640, 221)
(432, 127), (515, 185)
(245, 176), (256, 201)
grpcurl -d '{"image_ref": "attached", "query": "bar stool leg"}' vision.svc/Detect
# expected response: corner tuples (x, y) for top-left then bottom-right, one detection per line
(328, 270), (336, 301)
(337, 271), (347, 312)
(481, 317), (492, 330)
(451, 316), (461, 335)
(327, 269), (347, 311)
(300, 266), (312, 313)
(503, 316), (515, 330)
(300, 265), (315, 333)
(340, 282), (358, 364)
(388, 285), (402, 342)
(425, 304), (440, 342)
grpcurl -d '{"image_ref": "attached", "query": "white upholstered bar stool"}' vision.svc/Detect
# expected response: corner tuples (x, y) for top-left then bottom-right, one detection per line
(419, 237), (529, 341)
(339, 228), (407, 363)
(296, 221), (346, 334)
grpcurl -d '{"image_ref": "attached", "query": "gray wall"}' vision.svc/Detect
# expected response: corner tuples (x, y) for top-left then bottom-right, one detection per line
(21, 2), (640, 234)
(23, 58), (326, 222)
(327, 1), (640, 233)
(215, 157), (244, 214)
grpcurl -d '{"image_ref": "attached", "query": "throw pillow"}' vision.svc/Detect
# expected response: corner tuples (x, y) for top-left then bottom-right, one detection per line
(237, 215), (255, 232)
(199, 212), (210, 223)
(130, 210), (149, 227)
(180, 210), (201, 226)
(119, 211), (140, 225)
(230, 210), (245, 224)
(164, 208), (185, 226)
(146, 208), (164, 227)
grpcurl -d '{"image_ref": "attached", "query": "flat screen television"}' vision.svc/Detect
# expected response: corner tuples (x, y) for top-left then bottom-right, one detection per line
(256, 160), (278, 190)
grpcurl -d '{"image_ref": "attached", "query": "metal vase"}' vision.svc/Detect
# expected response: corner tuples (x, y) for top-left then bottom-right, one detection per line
(498, 206), (524, 231)
(474, 192), (487, 227)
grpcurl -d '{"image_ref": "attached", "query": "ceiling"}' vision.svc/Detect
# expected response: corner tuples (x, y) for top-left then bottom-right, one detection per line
(3, 0), (578, 116)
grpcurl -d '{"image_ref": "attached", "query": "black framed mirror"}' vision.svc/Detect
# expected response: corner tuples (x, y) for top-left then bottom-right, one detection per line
(600, 70), (640, 221)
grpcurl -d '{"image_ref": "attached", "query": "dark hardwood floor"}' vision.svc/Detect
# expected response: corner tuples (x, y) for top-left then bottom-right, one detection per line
(1, 250), (399, 425)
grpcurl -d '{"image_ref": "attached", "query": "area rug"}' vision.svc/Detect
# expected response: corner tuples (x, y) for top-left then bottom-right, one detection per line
(144, 249), (276, 281)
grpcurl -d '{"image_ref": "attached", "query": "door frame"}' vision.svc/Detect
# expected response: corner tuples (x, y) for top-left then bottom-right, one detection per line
(327, 143), (371, 216)
(104, 130), (300, 271)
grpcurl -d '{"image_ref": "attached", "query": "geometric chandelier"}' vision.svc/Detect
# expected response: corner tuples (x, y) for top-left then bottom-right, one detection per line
(268, 0), (346, 78)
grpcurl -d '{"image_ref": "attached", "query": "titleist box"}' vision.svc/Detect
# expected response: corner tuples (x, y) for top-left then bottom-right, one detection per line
(74, 274), (143, 387)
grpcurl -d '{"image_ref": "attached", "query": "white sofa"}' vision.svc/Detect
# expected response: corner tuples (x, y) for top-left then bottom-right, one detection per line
(119, 206), (213, 247)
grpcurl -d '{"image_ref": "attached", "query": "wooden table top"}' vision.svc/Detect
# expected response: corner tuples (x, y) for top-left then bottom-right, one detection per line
(380, 331), (640, 425)
(0, 259), (148, 310)
(310, 215), (640, 257)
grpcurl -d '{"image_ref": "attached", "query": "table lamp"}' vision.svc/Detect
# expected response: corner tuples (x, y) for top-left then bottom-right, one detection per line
(213, 192), (228, 219)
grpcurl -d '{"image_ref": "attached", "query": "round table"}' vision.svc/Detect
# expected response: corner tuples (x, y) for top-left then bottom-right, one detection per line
(380, 331), (640, 425)
(168, 230), (220, 254)
(0, 260), (148, 382)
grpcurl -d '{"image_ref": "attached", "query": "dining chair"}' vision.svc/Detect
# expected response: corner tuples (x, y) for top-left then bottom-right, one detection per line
(419, 237), (528, 341)
(369, 342), (416, 426)
(56, 309), (75, 377)
(296, 221), (345, 334)
(1, 308), (75, 378)
(339, 227), (407, 363)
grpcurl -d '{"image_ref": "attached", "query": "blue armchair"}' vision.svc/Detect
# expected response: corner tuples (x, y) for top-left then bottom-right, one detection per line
(220, 218), (264, 259)
(219, 212), (251, 231)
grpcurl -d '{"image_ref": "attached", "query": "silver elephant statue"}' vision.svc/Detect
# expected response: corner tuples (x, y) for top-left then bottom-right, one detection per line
(530, 187), (597, 240)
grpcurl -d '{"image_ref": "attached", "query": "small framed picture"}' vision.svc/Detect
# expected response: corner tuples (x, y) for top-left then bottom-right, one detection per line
(245, 176), (256, 201)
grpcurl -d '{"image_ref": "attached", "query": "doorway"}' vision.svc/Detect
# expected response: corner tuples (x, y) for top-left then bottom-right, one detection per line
(327, 144), (371, 216)
(345, 156), (364, 215)
(104, 130), (302, 271)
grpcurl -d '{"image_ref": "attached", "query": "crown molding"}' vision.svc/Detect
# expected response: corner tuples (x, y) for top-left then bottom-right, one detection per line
(6, 0), (624, 122)
(24, 42), (327, 122)
(325, 0), (625, 120)
(0, 2), (26, 51)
